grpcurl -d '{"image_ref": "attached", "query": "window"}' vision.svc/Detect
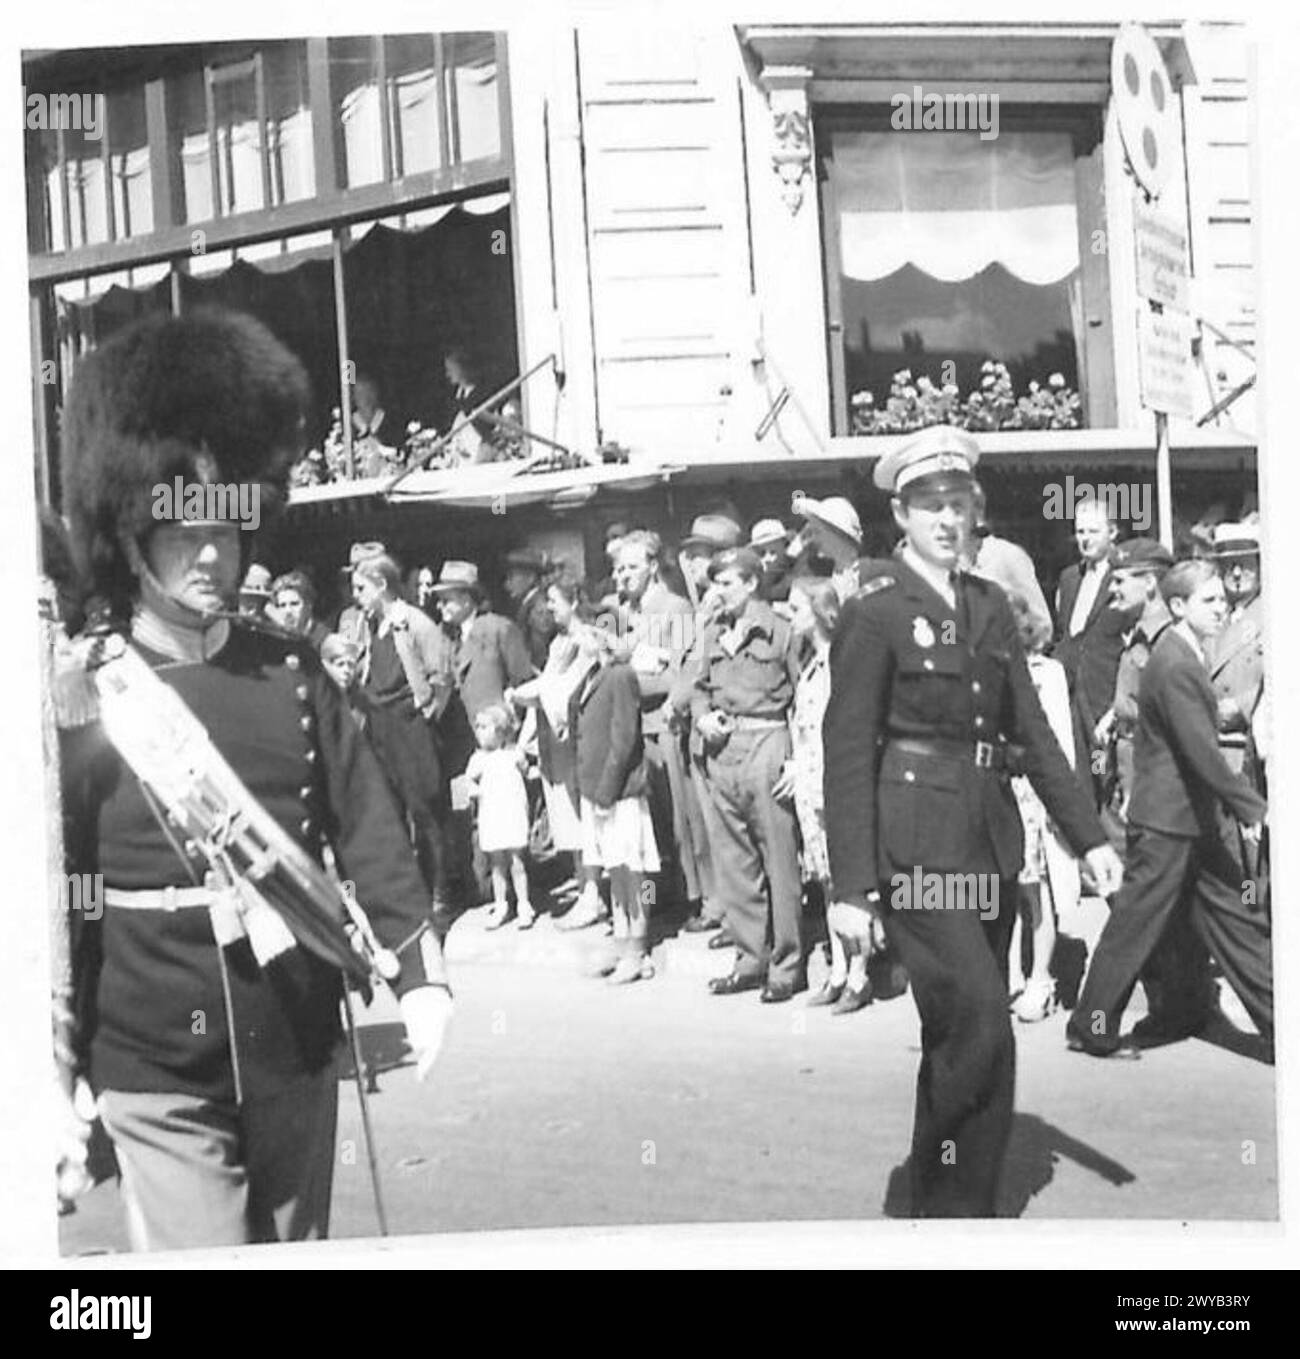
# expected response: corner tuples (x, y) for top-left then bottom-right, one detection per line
(447, 32), (501, 162)
(819, 107), (1110, 433)
(330, 33), (503, 187)
(171, 44), (315, 222)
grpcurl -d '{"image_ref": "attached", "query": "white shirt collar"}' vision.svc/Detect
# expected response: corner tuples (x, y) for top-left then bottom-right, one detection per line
(901, 544), (957, 608)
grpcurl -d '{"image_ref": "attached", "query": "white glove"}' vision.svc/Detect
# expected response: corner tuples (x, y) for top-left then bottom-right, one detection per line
(55, 1078), (95, 1211)
(399, 986), (454, 1082)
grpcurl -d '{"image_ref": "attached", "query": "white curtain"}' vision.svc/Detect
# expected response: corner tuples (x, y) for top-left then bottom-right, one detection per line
(112, 145), (153, 236)
(271, 107), (314, 203)
(394, 66), (441, 176)
(340, 83), (384, 187)
(180, 131), (213, 221)
(833, 130), (1080, 285)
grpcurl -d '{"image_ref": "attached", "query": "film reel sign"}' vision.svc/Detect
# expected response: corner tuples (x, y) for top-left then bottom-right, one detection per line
(1111, 23), (1180, 200)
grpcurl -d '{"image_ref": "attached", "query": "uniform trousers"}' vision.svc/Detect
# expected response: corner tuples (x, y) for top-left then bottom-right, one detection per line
(698, 725), (803, 985)
(1068, 822), (1273, 1051)
(881, 865), (1017, 1217)
(98, 1068), (337, 1251)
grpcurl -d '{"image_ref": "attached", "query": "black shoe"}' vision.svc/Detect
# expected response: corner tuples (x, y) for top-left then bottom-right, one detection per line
(709, 971), (763, 996)
(1067, 1035), (1142, 1060)
(760, 976), (808, 1004)
(1130, 1013), (1210, 1049)
(683, 914), (721, 934)
(708, 929), (735, 951)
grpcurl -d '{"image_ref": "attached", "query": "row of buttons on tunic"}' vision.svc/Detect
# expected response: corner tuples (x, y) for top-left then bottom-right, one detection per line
(289, 654), (318, 839)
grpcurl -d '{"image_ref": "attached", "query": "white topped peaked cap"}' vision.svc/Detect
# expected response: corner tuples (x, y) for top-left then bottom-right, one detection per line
(1211, 521), (1261, 557)
(873, 425), (981, 493)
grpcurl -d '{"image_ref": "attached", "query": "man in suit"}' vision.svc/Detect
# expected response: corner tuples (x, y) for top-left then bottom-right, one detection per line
(824, 426), (1121, 1217)
(1053, 498), (1128, 807)
(1206, 522), (1265, 785)
(431, 561), (537, 913)
(1066, 559), (1270, 1059)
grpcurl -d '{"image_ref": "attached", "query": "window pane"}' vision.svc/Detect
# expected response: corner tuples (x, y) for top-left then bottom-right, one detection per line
(386, 35), (442, 177)
(212, 62), (264, 214)
(29, 127), (66, 252)
(448, 32), (500, 162)
(331, 37), (384, 188)
(264, 43), (314, 205)
(62, 117), (109, 248)
(826, 127), (1083, 429)
(170, 70), (213, 223)
(108, 86), (152, 238)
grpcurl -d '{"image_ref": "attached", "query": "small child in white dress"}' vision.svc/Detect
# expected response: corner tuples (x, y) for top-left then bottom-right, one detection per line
(464, 703), (535, 930)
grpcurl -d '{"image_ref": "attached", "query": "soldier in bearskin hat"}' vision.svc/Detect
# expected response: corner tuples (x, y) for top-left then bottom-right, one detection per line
(55, 308), (453, 1251)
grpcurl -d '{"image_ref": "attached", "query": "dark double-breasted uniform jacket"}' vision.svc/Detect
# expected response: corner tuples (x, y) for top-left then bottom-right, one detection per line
(62, 620), (441, 1105)
(824, 560), (1106, 895)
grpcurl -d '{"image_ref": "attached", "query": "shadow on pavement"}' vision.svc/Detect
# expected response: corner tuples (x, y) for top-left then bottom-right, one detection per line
(998, 1113), (1136, 1217)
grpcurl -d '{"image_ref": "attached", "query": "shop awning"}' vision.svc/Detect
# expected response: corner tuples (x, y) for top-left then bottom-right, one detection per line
(288, 457), (685, 512)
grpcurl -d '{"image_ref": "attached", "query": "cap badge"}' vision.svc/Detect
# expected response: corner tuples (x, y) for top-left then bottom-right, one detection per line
(913, 616), (936, 648)
(937, 453), (958, 471)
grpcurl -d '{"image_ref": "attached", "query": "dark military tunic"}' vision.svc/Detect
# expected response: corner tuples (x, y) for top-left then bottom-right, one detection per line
(63, 620), (440, 1104)
(824, 559), (1105, 1217)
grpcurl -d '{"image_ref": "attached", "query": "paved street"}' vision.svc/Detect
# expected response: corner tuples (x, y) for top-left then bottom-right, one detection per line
(60, 900), (1277, 1255)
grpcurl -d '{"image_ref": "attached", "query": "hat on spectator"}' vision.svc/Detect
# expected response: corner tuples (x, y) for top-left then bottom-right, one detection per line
(239, 563), (273, 599)
(793, 494), (862, 548)
(680, 513), (743, 553)
(1210, 522), (1261, 559)
(1112, 537), (1174, 575)
(873, 425), (980, 494)
(504, 546), (551, 574)
(347, 540), (387, 567)
(708, 546), (764, 581)
(749, 518), (791, 550)
(428, 560), (484, 595)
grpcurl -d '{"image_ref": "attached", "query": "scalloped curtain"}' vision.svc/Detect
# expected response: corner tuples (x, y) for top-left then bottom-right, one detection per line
(832, 130), (1080, 286)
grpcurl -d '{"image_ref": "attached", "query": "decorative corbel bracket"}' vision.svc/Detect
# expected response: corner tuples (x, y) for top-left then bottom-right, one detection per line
(758, 65), (814, 215)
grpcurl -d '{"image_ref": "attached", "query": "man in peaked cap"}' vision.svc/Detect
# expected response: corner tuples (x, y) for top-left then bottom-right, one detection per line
(55, 309), (452, 1250)
(823, 424), (1121, 1216)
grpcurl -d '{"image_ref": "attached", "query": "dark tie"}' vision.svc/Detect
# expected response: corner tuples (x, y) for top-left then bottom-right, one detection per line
(951, 571), (971, 639)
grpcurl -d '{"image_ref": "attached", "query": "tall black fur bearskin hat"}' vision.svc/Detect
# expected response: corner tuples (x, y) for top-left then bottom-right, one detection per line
(60, 307), (310, 620)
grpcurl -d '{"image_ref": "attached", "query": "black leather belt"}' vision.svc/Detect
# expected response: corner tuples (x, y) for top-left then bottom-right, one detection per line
(887, 735), (1007, 770)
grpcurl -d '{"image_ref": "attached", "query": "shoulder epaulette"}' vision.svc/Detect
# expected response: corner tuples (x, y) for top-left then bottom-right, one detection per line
(852, 575), (896, 600)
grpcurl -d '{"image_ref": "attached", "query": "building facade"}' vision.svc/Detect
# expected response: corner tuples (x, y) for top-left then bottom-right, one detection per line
(26, 21), (1258, 597)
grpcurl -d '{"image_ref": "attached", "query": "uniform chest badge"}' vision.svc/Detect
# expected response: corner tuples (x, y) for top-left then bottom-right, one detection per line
(912, 616), (936, 648)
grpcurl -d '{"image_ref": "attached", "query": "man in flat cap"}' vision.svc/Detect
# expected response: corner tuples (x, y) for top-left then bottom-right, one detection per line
(1093, 538), (1176, 828)
(824, 425), (1121, 1216)
(54, 309), (452, 1251)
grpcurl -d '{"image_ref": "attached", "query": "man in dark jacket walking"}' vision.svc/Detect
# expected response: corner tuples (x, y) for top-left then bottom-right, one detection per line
(1067, 558), (1270, 1058)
